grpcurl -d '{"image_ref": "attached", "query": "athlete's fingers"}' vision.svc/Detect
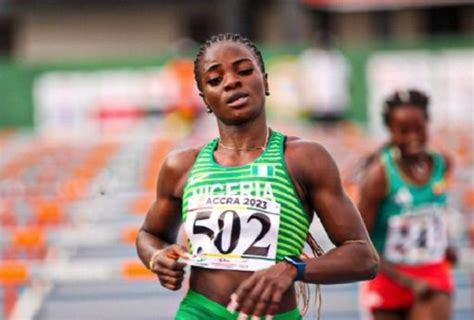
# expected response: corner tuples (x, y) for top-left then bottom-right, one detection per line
(164, 244), (190, 261)
(227, 293), (239, 314)
(265, 302), (279, 317)
(250, 286), (274, 317)
(158, 274), (184, 289)
(237, 313), (249, 320)
(231, 263), (293, 315)
(155, 267), (185, 278)
(252, 285), (282, 317)
(162, 281), (182, 291)
(232, 275), (258, 306)
(238, 277), (268, 315)
(168, 245), (191, 261)
(156, 255), (187, 271)
(265, 290), (284, 315)
(158, 274), (184, 285)
(150, 245), (189, 274)
(162, 283), (181, 291)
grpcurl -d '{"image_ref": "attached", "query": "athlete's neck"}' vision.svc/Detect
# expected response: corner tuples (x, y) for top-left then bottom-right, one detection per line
(218, 122), (270, 152)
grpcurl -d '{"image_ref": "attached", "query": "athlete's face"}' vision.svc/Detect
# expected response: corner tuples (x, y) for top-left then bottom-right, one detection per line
(388, 106), (428, 158)
(199, 41), (268, 125)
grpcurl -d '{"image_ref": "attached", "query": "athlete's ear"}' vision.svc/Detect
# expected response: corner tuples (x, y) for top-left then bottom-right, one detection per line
(199, 92), (213, 113)
(199, 92), (207, 104)
(263, 73), (270, 96)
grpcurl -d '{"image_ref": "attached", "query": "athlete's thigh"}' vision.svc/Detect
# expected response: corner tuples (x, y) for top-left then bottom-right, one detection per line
(409, 293), (452, 320)
(373, 309), (408, 320)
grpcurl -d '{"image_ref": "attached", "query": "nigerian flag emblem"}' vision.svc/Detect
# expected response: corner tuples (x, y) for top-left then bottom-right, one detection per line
(251, 164), (275, 177)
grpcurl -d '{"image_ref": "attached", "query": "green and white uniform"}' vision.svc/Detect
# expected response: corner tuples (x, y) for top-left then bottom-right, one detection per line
(371, 147), (448, 265)
(182, 130), (310, 270)
(176, 130), (309, 319)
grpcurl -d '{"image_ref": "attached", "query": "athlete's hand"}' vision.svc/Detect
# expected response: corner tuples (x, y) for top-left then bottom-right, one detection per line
(445, 246), (458, 266)
(227, 261), (297, 318)
(149, 244), (190, 291)
(410, 279), (441, 301)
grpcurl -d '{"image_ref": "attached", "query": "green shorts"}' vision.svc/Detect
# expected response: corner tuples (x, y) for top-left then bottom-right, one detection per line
(175, 289), (302, 320)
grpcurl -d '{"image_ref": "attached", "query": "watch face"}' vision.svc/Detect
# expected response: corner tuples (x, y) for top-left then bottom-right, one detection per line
(292, 256), (303, 262)
(286, 255), (304, 264)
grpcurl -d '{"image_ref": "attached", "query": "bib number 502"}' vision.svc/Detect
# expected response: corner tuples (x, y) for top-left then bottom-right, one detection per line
(193, 210), (271, 256)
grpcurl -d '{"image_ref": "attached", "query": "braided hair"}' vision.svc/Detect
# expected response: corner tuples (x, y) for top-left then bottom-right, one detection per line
(193, 33), (266, 92)
(382, 89), (430, 127)
(194, 34), (326, 317)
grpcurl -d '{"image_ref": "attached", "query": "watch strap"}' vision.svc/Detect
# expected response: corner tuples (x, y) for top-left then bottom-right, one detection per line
(283, 256), (306, 281)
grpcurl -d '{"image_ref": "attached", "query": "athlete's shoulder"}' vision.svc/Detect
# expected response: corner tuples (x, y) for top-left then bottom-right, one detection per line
(285, 135), (328, 154)
(162, 145), (205, 175)
(433, 150), (453, 174)
(283, 136), (342, 188)
(360, 154), (388, 199)
(284, 135), (334, 164)
(157, 145), (206, 196)
(364, 156), (387, 185)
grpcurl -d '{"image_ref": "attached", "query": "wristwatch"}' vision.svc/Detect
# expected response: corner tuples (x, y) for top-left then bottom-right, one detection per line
(283, 256), (306, 281)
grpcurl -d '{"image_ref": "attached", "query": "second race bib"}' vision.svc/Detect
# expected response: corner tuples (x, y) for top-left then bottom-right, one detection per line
(384, 205), (447, 264)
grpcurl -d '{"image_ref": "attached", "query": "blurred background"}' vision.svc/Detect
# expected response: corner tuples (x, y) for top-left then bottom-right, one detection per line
(0, 0), (472, 319)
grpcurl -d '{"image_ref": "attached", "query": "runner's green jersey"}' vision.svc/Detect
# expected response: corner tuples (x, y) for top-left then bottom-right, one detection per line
(182, 130), (311, 263)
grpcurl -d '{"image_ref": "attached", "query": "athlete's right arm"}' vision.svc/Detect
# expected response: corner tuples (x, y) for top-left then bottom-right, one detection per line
(136, 148), (198, 290)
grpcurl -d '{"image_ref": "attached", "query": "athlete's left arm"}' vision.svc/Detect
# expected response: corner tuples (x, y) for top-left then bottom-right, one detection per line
(441, 152), (459, 266)
(291, 140), (379, 284)
(229, 140), (379, 318)
(441, 152), (454, 181)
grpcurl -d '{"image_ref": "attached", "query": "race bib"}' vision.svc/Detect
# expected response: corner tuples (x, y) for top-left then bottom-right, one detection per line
(184, 195), (281, 271)
(384, 205), (447, 264)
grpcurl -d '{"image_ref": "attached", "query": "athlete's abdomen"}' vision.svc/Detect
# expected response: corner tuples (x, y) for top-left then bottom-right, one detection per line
(189, 267), (297, 312)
